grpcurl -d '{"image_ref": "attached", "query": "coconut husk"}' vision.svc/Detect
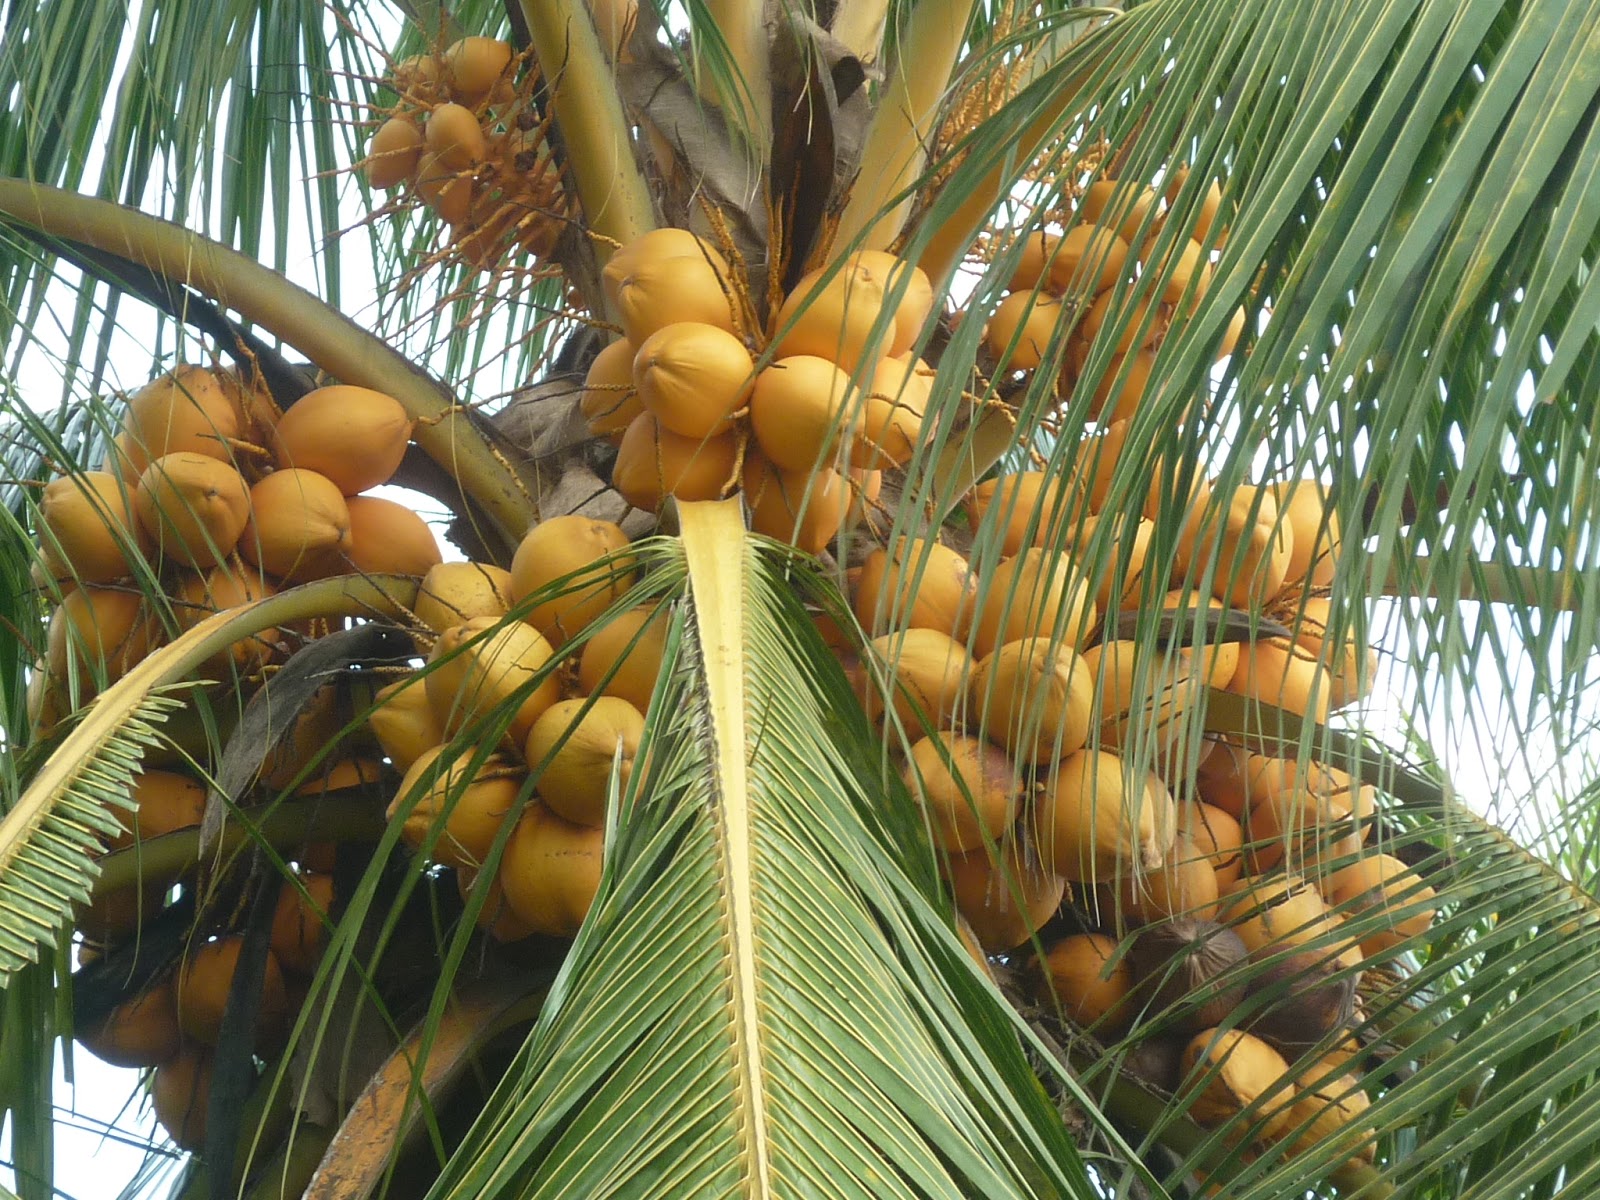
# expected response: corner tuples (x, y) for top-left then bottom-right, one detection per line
(1238, 946), (1358, 1059)
(1129, 917), (1248, 1034)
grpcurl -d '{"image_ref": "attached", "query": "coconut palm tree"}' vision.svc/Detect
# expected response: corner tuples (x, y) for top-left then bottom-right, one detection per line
(0, 0), (1597, 1198)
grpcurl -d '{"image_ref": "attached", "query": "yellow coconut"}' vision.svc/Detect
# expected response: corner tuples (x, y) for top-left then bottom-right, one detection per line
(1080, 638), (1201, 766)
(1045, 224), (1133, 297)
(37, 471), (146, 582)
(1006, 231), (1057, 292)
(612, 253), (737, 345)
(741, 455), (849, 554)
(1033, 933), (1135, 1032)
(390, 746), (524, 869)
(151, 1046), (214, 1152)
(239, 468), (353, 582)
(1195, 485), (1293, 609)
(772, 256), (890, 373)
(1274, 596), (1375, 710)
(964, 471), (1086, 558)
(943, 833), (1066, 953)
(78, 976), (182, 1069)
(972, 548), (1098, 658)
(456, 864), (538, 943)
(601, 229), (731, 310)
(858, 628), (972, 731)
(851, 353), (931, 470)
(272, 386), (412, 496)
(364, 116), (423, 189)
(1159, 589), (1240, 689)
(1323, 853), (1437, 958)
(985, 290), (1065, 372)
(46, 585), (150, 690)
(107, 769), (208, 852)
(525, 696), (645, 827)
(576, 604), (670, 713)
(120, 365), (246, 475)
(424, 102), (486, 171)
(416, 155), (472, 224)
(391, 53), (444, 98)
(1165, 168), (1227, 244)
(1081, 289), (1161, 357)
(1111, 832), (1221, 925)
(414, 561), (513, 633)
(748, 355), (860, 473)
(1076, 182), (1160, 244)
(367, 676), (444, 770)
(294, 757), (384, 796)
(342, 495), (444, 576)
(426, 616), (560, 745)
(633, 320), (754, 439)
(1219, 874), (1362, 971)
(133, 453), (252, 568)
(903, 732), (1021, 852)
(509, 514), (636, 644)
(1036, 748), (1176, 883)
(1278, 1061), (1375, 1164)
(443, 36), (512, 101)
(969, 636), (1094, 765)
(170, 564), (278, 675)
(498, 801), (606, 937)
(610, 412), (739, 509)
(1145, 238), (1211, 306)
(1062, 514), (1156, 612)
(1180, 1028), (1294, 1133)
(1243, 756), (1375, 875)
(1228, 640), (1333, 723)
(1269, 478), (1342, 592)
(1087, 349), (1157, 426)
(269, 872), (335, 974)
(580, 337), (642, 440)
(852, 250), (934, 357)
(178, 935), (289, 1046)
(1181, 801), (1245, 891)
(852, 538), (976, 638)
(1194, 738), (1253, 819)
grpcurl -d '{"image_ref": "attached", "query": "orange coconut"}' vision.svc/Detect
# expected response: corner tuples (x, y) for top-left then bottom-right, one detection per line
(1269, 478), (1342, 591)
(850, 353), (931, 469)
(632, 321), (753, 439)
(576, 604), (670, 713)
(773, 256), (890, 373)
(943, 832), (1065, 953)
(986, 290), (1067, 372)
(1180, 1028), (1293, 1133)
(1006, 231), (1057, 292)
(426, 616), (560, 746)
(1194, 484), (1293, 609)
(78, 976), (182, 1068)
(741, 455), (849, 554)
(269, 872), (335, 974)
(37, 471), (146, 582)
(510, 514), (636, 644)
(415, 561), (513, 632)
(133, 453), (252, 568)
(1110, 831), (1221, 925)
(416, 155), (472, 224)
(240, 469), (352, 581)
(368, 676), (445, 770)
(45, 585), (150, 690)
(151, 1046), (214, 1151)
(580, 338), (643, 440)
(858, 628), (972, 731)
(293, 757), (384, 797)
(852, 539), (975, 638)
(498, 802), (606, 937)
(852, 251), (934, 357)
(1180, 801), (1245, 891)
(601, 229), (731, 309)
(612, 253), (737, 345)
(525, 696), (645, 827)
(443, 36), (512, 101)
(272, 386), (413, 495)
(1061, 513), (1156, 612)
(1079, 419), (1137, 513)
(170, 564), (278, 675)
(748, 355), (860, 473)
(1075, 181), (1160, 243)
(1219, 873), (1362, 971)
(1045, 224), (1133, 297)
(972, 548), (1097, 658)
(1087, 349), (1157, 425)
(611, 413), (739, 509)
(456, 865), (538, 943)
(1036, 748), (1176, 883)
(1081, 288), (1162, 357)
(1228, 641), (1333, 722)
(1159, 588), (1241, 689)
(364, 116), (423, 189)
(1322, 852), (1436, 957)
(390, 746), (524, 870)
(1145, 238), (1211, 306)
(1194, 738), (1253, 819)
(424, 102), (486, 171)
(904, 732), (1021, 852)
(969, 636), (1094, 765)
(964, 471), (1085, 557)
(342, 495), (444, 576)
(1034, 933), (1135, 1032)
(120, 365), (246, 476)
(107, 769), (208, 852)
(177, 935), (289, 1045)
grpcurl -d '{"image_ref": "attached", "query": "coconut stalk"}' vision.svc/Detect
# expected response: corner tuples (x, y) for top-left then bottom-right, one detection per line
(0, 181), (536, 553)
(830, 0), (978, 258)
(518, 0), (655, 275)
(830, 0), (892, 63)
(695, 0), (772, 148)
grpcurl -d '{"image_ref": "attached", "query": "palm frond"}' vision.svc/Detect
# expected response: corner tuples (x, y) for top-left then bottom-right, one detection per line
(424, 499), (1106, 1199)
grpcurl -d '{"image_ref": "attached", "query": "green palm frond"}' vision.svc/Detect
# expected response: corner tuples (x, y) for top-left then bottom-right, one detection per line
(425, 499), (1107, 1200)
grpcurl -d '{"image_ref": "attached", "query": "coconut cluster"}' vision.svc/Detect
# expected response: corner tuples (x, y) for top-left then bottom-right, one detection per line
(584, 229), (939, 551)
(983, 170), (1240, 411)
(360, 37), (565, 268)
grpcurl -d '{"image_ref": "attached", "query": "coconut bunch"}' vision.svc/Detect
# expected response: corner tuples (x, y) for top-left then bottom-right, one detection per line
(584, 229), (942, 552)
(360, 36), (566, 267)
(368, 514), (659, 940)
(29, 370), (444, 738)
(980, 170), (1239, 415)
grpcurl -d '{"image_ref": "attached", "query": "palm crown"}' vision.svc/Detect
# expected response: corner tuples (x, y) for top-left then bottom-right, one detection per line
(0, 1), (1597, 1199)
